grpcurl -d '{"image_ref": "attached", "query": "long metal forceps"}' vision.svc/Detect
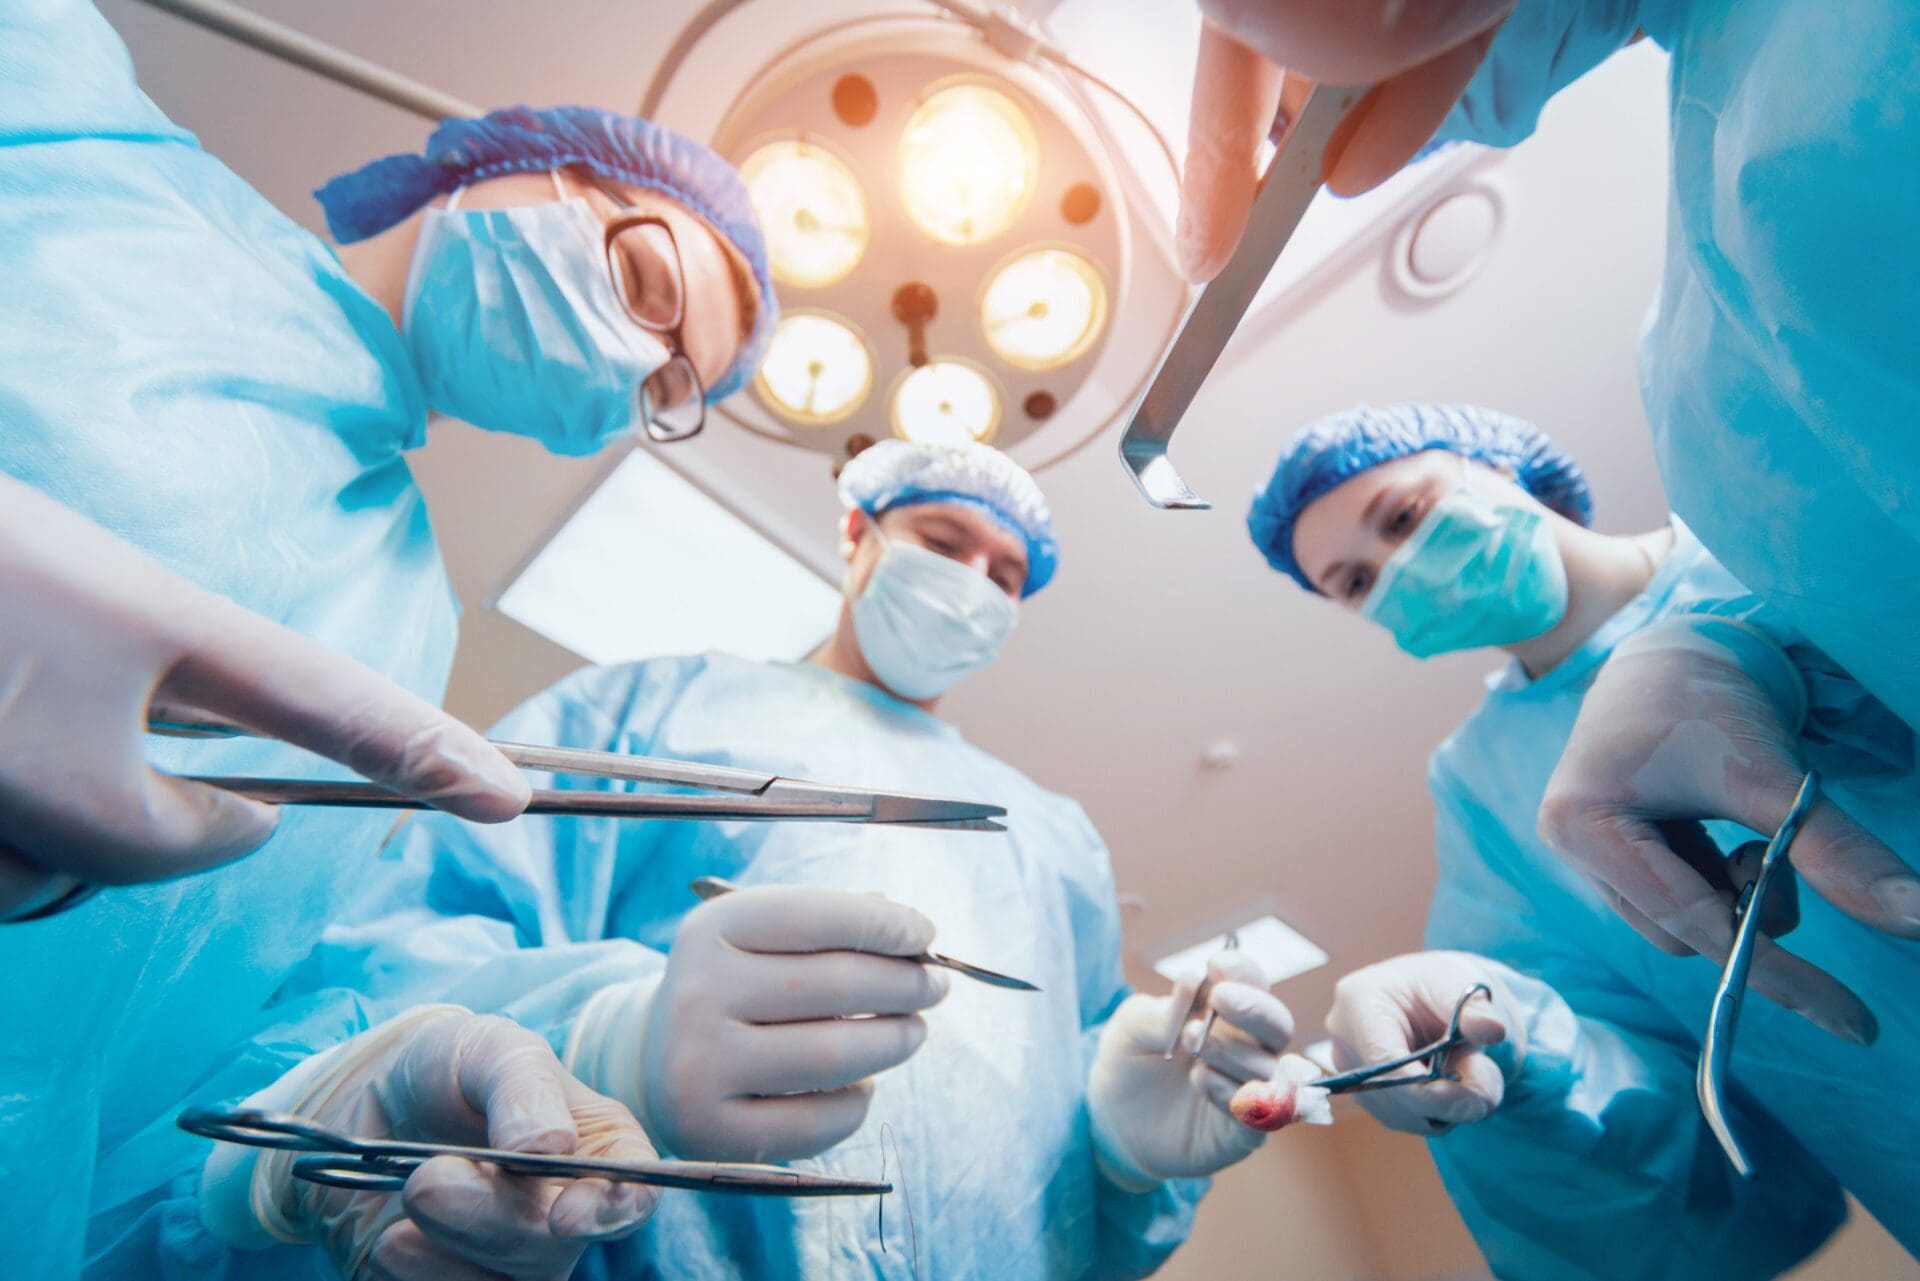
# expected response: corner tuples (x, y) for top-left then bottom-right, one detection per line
(179, 1106), (889, 1198)
(1314, 984), (1493, 1096)
(146, 717), (1008, 831)
(1118, 82), (1372, 510)
(1698, 771), (1820, 1177)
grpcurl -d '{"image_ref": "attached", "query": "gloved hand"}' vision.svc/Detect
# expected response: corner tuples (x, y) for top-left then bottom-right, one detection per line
(224, 1008), (657, 1280)
(638, 885), (949, 1162)
(1178, 0), (1515, 280)
(1324, 951), (1526, 1135)
(1539, 618), (1913, 1045)
(0, 476), (530, 922)
(1087, 952), (1296, 1189)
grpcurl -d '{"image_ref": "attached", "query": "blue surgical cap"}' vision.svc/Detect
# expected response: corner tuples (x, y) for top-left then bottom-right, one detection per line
(839, 441), (1059, 597)
(1247, 403), (1593, 592)
(315, 105), (776, 402)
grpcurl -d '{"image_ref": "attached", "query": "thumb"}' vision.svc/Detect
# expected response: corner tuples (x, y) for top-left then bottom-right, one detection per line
(1450, 991), (1508, 1050)
(1178, 23), (1285, 281)
(63, 771), (279, 884)
(454, 1017), (579, 1156)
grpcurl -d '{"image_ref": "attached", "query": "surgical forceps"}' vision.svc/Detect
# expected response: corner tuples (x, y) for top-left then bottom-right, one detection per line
(146, 717), (1008, 831)
(1118, 82), (1373, 509)
(1164, 929), (1240, 1060)
(1313, 984), (1494, 1097)
(1698, 771), (1820, 1177)
(689, 876), (1041, 992)
(178, 1106), (889, 1198)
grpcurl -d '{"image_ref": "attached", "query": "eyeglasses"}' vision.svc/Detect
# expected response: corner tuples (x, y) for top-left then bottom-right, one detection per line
(581, 174), (707, 443)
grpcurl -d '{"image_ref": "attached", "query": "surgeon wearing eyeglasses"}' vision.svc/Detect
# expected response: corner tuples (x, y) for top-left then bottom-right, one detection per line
(0, 3), (777, 1276)
(1246, 404), (1920, 1278)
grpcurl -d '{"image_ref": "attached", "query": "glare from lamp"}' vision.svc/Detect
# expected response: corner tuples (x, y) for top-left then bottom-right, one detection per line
(741, 139), (870, 288)
(754, 312), (873, 425)
(890, 359), (1001, 446)
(981, 246), (1107, 371)
(898, 83), (1038, 247)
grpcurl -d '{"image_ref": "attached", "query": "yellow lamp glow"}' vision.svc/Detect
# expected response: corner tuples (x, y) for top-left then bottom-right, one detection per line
(755, 313), (873, 425)
(740, 139), (870, 288)
(981, 247), (1107, 370)
(898, 84), (1038, 246)
(890, 360), (1002, 446)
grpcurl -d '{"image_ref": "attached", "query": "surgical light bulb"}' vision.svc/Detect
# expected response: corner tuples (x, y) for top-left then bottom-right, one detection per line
(980, 247), (1107, 371)
(755, 313), (873, 425)
(897, 84), (1037, 246)
(740, 139), (869, 288)
(890, 360), (1001, 446)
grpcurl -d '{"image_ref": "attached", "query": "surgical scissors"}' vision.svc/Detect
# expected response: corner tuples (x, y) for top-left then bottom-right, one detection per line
(146, 716), (1008, 831)
(689, 876), (1041, 992)
(1313, 984), (1493, 1096)
(1698, 770), (1820, 1177)
(178, 1106), (890, 1198)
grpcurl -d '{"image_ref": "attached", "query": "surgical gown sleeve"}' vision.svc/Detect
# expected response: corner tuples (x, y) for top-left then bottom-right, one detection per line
(1420, 760), (1846, 1281)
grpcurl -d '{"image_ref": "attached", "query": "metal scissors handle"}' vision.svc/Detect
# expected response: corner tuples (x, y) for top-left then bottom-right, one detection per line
(1698, 771), (1820, 1177)
(1118, 82), (1371, 510)
(1314, 984), (1493, 1096)
(178, 1106), (890, 1198)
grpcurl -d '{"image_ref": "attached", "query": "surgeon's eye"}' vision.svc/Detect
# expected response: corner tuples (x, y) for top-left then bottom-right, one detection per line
(1387, 500), (1421, 537)
(1342, 568), (1374, 601)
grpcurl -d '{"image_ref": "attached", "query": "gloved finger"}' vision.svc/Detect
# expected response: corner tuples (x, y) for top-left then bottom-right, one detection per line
(1206, 978), (1294, 1052)
(1322, 29), (1499, 195)
(1603, 888), (1697, 957)
(1197, 0), (1514, 86)
(1191, 1060), (1244, 1115)
(731, 1014), (929, 1095)
(549, 1081), (660, 1240)
(732, 950), (949, 1022)
(708, 886), (936, 957)
(445, 1016), (579, 1155)
(364, 1217), (514, 1281)
(16, 768), (280, 886)
(722, 1083), (875, 1162)
(0, 844), (89, 922)
(403, 1156), (575, 1272)
(155, 607), (530, 824)
(1775, 798), (1920, 939)
(1176, 22), (1285, 281)
(1150, 971), (1205, 1054)
(1186, 1015), (1280, 1086)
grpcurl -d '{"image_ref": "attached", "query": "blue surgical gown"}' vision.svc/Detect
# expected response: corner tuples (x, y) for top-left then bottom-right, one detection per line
(1420, 521), (1919, 1278)
(260, 655), (1204, 1281)
(1440, 0), (1920, 748)
(5, 2), (441, 1275)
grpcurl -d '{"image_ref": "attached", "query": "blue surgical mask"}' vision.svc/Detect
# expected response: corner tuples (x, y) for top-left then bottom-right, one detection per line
(1361, 469), (1569, 659)
(852, 526), (1019, 701)
(401, 180), (668, 456)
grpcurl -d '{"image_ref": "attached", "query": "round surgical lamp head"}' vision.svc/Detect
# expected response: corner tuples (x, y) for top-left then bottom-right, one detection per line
(753, 311), (873, 425)
(890, 359), (1001, 447)
(740, 138), (870, 288)
(897, 82), (1039, 247)
(980, 245), (1107, 371)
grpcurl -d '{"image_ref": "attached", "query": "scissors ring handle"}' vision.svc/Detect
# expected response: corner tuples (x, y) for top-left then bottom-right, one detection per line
(293, 1154), (422, 1191)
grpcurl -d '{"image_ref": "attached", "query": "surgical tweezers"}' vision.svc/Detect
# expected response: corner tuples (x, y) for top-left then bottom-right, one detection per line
(178, 1106), (889, 1198)
(689, 876), (1040, 992)
(146, 717), (1008, 831)
(1118, 82), (1372, 510)
(1314, 984), (1493, 1097)
(1164, 929), (1241, 1060)
(1698, 771), (1820, 1177)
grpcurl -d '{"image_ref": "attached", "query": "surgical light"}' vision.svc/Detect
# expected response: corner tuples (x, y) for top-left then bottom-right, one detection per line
(891, 360), (1001, 446)
(741, 139), (870, 288)
(897, 83), (1038, 247)
(754, 312), (873, 425)
(980, 246), (1107, 371)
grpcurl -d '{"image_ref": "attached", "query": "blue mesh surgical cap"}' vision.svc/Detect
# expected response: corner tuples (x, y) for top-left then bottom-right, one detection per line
(839, 441), (1059, 597)
(315, 105), (776, 401)
(1247, 403), (1593, 592)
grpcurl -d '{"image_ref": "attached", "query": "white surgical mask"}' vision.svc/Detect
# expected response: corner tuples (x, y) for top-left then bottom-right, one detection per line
(851, 525), (1018, 701)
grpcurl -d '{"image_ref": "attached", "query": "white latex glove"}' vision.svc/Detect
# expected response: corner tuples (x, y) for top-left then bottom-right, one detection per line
(1324, 951), (1527, 1136)
(212, 1007), (658, 1281)
(1539, 618), (1912, 1045)
(1087, 952), (1297, 1190)
(0, 476), (531, 922)
(638, 885), (949, 1162)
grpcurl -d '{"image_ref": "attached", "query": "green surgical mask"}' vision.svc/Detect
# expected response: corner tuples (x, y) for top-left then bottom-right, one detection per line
(1361, 474), (1569, 659)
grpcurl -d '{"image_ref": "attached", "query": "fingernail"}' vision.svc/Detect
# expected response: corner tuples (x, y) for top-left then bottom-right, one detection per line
(1870, 875), (1920, 936)
(1805, 1002), (1879, 1048)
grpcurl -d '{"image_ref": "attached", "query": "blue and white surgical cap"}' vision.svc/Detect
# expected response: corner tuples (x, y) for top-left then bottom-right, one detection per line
(1248, 403), (1593, 592)
(839, 441), (1058, 596)
(315, 105), (775, 402)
